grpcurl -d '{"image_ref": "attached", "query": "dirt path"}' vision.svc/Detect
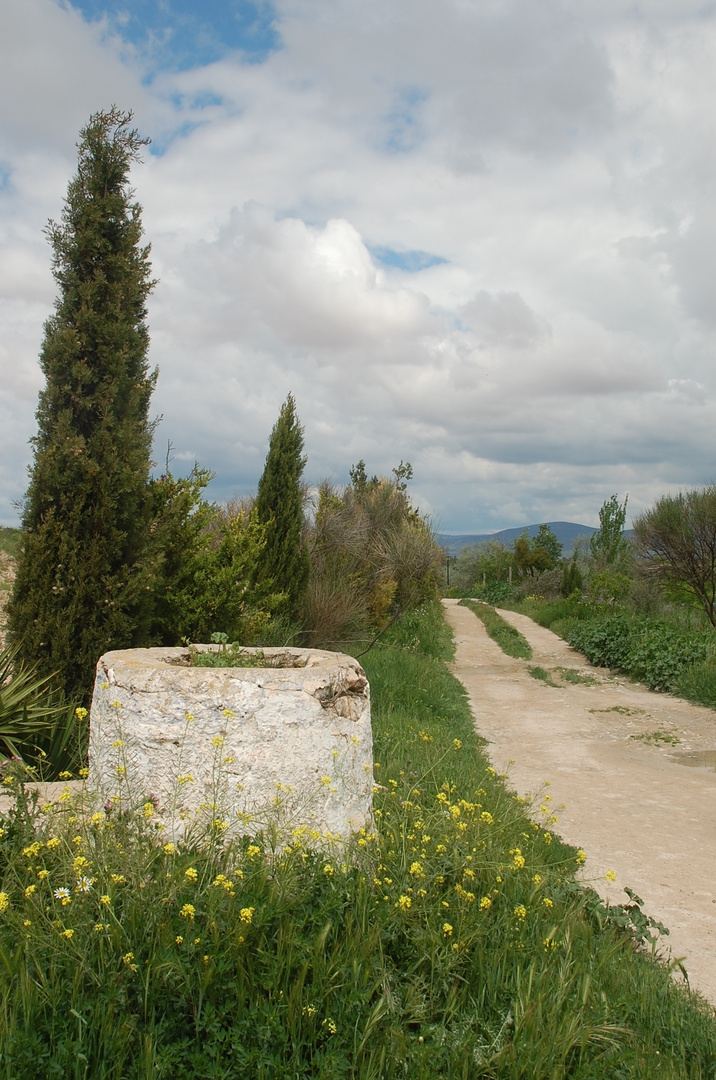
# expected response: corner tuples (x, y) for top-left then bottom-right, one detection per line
(443, 598), (716, 1004)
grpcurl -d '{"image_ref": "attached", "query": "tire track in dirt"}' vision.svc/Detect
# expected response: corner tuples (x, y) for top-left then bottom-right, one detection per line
(443, 598), (716, 1004)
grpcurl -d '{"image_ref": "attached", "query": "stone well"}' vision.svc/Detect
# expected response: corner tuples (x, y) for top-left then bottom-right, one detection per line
(89, 646), (373, 844)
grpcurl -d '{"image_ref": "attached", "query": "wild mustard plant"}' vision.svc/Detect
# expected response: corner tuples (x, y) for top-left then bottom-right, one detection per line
(0, 602), (712, 1077)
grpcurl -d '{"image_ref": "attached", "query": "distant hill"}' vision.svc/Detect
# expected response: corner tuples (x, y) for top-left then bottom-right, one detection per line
(438, 521), (598, 557)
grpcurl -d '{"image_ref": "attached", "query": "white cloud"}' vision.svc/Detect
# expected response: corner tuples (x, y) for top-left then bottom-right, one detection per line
(2, 0), (716, 531)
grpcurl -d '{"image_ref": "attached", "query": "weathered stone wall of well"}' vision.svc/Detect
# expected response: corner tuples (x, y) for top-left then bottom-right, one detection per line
(89, 646), (373, 844)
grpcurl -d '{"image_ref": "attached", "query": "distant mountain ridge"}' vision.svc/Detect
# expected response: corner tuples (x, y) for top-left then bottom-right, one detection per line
(438, 521), (598, 557)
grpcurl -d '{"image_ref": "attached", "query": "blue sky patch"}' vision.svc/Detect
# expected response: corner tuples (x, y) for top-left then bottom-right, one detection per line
(383, 86), (427, 153)
(71, 0), (281, 72)
(371, 246), (447, 273)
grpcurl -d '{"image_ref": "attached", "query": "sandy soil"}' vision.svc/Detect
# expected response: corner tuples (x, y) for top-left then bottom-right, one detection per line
(0, 552), (15, 650)
(443, 598), (716, 1005)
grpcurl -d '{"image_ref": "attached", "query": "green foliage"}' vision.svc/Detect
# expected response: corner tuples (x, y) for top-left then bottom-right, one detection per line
(144, 469), (283, 646)
(634, 485), (716, 626)
(0, 602), (713, 1074)
(0, 646), (70, 760)
(450, 540), (514, 595)
(590, 494), (630, 567)
(588, 568), (632, 603)
(6, 109), (157, 703)
(514, 525), (562, 579)
(676, 656), (716, 709)
(145, 465), (216, 642)
(254, 393), (310, 620)
(303, 469), (442, 650)
(560, 559), (583, 597)
(566, 615), (635, 671)
(475, 579), (519, 605)
(460, 599), (532, 659)
(535, 523), (563, 564)
(628, 623), (709, 693)
(566, 615), (709, 692)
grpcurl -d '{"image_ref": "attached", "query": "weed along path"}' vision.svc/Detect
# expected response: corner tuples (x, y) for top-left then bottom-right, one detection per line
(442, 598), (716, 1005)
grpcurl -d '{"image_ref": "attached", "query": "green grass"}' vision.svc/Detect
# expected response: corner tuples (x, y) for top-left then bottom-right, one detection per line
(527, 665), (558, 686)
(460, 599), (533, 660)
(0, 526), (21, 560)
(0, 602), (713, 1076)
(555, 667), (599, 686)
(630, 730), (681, 746)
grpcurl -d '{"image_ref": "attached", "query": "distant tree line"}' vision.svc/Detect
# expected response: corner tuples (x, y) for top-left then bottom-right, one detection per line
(451, 485), (716, 633)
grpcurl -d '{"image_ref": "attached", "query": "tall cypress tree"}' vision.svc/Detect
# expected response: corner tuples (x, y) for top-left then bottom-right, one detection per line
(254, 393), (310, 620)
(7, 108), (157, 701)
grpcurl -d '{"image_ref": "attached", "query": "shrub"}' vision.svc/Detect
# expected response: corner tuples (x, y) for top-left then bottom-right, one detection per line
(473, 580), (517, 606)
(560, 560), (583, 597)
(566, 615), (633, 670)
(303, 471), (442, 651)
(628, 623), (709, 693)
(566, 615), (710, 693)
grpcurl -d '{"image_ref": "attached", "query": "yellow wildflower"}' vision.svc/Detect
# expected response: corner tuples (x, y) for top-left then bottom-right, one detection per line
(239, 907), (255, 924)
(442, 923), (453, 937)
(605, 869), (617, 883)
(180, 904), (196, 920)
(184, 867), (198, 882)
(396, 895), (412, 911)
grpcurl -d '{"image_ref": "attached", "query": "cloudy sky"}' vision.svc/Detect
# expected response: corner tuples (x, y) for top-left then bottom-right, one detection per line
(1, 0), (715, 533)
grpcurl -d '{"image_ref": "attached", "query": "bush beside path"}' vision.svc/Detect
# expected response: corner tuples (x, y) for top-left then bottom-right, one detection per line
(443, 598), (716, 1004)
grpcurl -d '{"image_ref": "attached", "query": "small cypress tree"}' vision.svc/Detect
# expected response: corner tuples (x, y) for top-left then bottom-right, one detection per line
(7, 108), (157, 701)
(254, 394), (310, 620)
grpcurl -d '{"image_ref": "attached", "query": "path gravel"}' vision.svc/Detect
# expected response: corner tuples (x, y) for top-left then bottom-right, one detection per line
(443, 598), (716, 1004)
